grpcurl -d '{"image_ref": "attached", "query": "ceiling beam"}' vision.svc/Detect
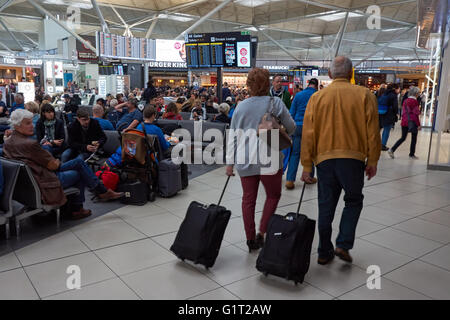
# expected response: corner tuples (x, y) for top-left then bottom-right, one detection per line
(353, 0), (417, 10)
(256, 26), (305, 65)
(0, 0), (14, 12)
(0, 17), (24, 51)
(90, 0), (110, 33)
(295, 0), (415, 27)
(354, 26), (415, 66)
(334, 11), (349, 57)
(175, 0), (234, 40)
(164, 0), (210, 13)
(0, 40), (14, 53)
(145, 14), (159, 38)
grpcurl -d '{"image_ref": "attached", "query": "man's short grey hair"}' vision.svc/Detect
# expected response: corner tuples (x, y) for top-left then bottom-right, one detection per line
(408, 86), (420, 97)
(10, 109), (33, 129)
(330, 56), (353, 78)
(110, 99), (118, 108)
(92, 104), (104, 115)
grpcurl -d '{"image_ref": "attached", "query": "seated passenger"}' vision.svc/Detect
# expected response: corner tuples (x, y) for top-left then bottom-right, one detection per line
(137, 105), (171, 152)
(62, 109), (107, 163)
(10, 93), (25, 113)
(0, 159), (3, 196)
(3, 110), (123, 219)
(35, 103), (65, 157)
(0, 91), (7, 118)
(162, 102), (182, 120)
(24, 101), (40, 140)
(116, 98), (142, 132)
(213, 103), (231, 124)
(93, 104), (114, 131)
(205, 100), (218, 114)
(190, 100), (206, 121)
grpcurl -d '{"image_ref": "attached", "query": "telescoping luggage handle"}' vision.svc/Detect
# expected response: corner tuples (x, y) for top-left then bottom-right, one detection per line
(217, 176), (231, 206)
(295, 183), (307, 218)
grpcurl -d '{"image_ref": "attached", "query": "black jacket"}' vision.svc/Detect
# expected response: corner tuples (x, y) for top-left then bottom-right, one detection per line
(35, 118), (65, 143)
(379, 89), (399, 127)
(213, 113), (230, 124)
(64, 102), (78, 114)
(143, 85), (157, 103)
(67, 118), (107, 153)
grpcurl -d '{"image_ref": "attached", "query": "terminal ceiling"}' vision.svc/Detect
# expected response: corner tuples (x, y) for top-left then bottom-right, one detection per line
(0, 0), (429, 62)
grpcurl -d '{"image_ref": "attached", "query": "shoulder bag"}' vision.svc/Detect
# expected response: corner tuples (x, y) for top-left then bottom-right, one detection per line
(258, 97), (292, 151)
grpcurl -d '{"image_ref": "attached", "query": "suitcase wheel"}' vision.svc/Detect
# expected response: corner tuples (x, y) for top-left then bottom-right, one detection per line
(264, 272), (268, 277)
(148, 192), (156, 202)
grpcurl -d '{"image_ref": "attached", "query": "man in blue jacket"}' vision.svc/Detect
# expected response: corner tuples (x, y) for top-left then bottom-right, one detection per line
(285, 78), (318, 189)
(10, 93), (25, 113)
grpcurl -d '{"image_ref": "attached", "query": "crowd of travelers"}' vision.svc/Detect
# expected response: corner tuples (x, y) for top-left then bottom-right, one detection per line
(0, 57), (425, 264)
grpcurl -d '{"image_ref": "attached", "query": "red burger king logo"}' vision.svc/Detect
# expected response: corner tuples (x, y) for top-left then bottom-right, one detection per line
(174, 42), (181, 50)
(240, 48), (248, 56)
(240, 57), (248, 65)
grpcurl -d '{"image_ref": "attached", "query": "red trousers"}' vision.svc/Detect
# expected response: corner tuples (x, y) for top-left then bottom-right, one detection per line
(240, 169), (282, 241)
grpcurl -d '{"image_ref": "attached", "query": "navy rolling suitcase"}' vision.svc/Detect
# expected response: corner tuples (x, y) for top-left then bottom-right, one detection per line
(256, 183), (316, 284)
(170, 177), (231, 268)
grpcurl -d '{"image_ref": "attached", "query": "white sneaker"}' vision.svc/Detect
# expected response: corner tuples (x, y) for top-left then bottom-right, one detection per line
(388, 149), (395, 159)
(409, 155), (419, 160)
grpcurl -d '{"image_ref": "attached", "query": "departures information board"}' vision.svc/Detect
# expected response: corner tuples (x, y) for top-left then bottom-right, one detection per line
(185, 32), (252, 68)
(96, 32), (157, 61)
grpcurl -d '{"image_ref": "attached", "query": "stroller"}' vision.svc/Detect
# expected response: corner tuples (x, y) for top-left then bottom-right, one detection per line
(118, 124), (159, 202)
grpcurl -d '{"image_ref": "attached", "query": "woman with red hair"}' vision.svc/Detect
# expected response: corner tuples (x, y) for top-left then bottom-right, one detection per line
(226, 68), (296, 252)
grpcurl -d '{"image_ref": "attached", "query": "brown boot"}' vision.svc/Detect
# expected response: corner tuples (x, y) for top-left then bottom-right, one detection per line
(335, 248), (353, 263)
(317, 255), (334, 265)
(71, 208), (92, 220)
(305, 177), (317, 184)
(285, 181), (295, 190)
(98, 189), (124, 201)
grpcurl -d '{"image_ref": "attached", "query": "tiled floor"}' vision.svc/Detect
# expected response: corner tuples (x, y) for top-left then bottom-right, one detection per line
(1, 127), (450, 300)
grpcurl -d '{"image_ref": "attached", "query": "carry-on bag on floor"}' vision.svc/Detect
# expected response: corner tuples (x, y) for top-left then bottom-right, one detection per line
(170, 177), (232, 268)
(158, 159), (182, 197)
(256, 183), (316, 284)
(180, 162), (189, 190)
(117, 180), (149, 206)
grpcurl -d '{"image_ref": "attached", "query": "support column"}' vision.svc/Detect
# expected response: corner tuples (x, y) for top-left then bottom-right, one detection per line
(90, 0), (110, 33)
(144, 62), (149, 86)
(334, 11), (349, 57)
(217, 67), (223, 103)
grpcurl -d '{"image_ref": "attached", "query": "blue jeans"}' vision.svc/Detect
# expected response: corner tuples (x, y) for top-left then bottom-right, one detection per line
(381, 125), (392, 146)
(286, 125), (315, 182)
(56, 157), (105, 205)
(61, 148), (90, 163)
(316, 159), (365, 258)
(42, 145), (64, 157)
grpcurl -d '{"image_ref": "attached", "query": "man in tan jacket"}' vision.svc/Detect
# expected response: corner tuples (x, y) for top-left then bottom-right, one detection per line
(301, 56), (381, 265)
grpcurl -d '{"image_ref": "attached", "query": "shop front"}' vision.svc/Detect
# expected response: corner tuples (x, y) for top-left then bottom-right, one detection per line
(0, 56), (43, 88)
(148, 61), (188, 88)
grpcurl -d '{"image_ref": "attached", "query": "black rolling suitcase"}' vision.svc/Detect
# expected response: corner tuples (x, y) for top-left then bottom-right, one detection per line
(256, 183), (316, 284)
(170, 177), (231, 268)
(158, 159), (182, 197)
